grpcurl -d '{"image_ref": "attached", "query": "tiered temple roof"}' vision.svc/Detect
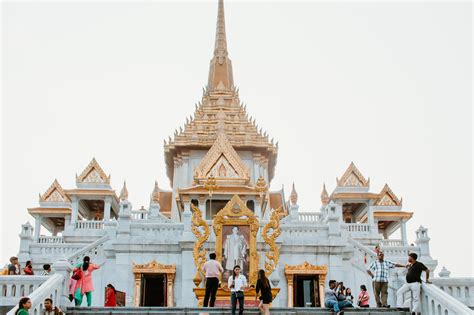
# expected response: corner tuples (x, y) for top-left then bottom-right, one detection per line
(163, 0), (277, 184)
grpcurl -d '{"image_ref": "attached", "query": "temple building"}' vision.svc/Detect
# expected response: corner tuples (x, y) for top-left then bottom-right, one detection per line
(3, 1), (473, 314)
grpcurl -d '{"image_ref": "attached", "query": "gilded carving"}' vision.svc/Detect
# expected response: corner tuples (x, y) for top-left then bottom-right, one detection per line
(375, 184), (402, 206)
(213, 194), (259, 285)
(284, 262), (328, 308)
(261, 206), (283, 276)
(190, 203), (210, 286)
(336, 162), (369, 188)
(39, 179), (70, 203)
(76, 158), (110, 184)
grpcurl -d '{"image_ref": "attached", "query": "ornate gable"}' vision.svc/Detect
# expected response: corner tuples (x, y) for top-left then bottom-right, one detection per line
(194, 132), (249, 183)
(39, 179), (70, 203)
(76, 158), (110, 184)
(337, 162), (369, 188)
(375, 184), (402, 206)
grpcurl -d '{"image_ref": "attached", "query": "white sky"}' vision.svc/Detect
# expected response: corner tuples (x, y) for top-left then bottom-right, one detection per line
(1, 1), (472, 276)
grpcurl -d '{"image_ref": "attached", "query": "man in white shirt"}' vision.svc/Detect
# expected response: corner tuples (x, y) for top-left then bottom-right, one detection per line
(202, 252), (224, 307)
(228, 265), (247, 315)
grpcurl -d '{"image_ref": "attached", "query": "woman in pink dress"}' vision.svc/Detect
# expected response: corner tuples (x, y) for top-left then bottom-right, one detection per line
(73, 256), (100, 306)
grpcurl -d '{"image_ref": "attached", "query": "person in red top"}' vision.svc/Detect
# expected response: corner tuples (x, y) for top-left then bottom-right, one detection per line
(357, 284), (370, 307)
(23, 261), (34, 275)
(104, 284), (117, 307)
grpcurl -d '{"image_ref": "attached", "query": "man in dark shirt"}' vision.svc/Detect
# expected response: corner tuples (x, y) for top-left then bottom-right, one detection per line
(396, 253), (430, 314)
(8, 256), (20, 275)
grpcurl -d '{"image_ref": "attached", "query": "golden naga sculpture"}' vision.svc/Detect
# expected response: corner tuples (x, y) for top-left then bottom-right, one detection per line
(191, 203), (210, 286)
(261, 206), (283, 276)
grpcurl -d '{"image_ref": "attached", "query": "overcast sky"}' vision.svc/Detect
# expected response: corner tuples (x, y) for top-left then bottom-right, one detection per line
(2, 1), (472, 276)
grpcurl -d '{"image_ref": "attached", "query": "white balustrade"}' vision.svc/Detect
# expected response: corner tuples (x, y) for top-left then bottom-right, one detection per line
(346, 223), (371, 233)
(36, 236), (64, 244)
(75, 220), (104, 229)
(297, 212), (321, 223)
(380, 239), (404, 247)
(131, 210), (149, 220)
(0, 276), (48, 306)
(431, 278), (474, 307)
(419, 282), (473, 314)
(30, 243), (84, 256)
(67, 235), (109, 266)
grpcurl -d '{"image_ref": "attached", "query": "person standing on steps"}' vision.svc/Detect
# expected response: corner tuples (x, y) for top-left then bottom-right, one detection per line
(228, 265), (247, 315)
(202, 252), (224, 307)
(255, 269), (272, 315)
(367, 251), (406, 307)
(396, 253), (431, 314)
(72, 256), (101, 306)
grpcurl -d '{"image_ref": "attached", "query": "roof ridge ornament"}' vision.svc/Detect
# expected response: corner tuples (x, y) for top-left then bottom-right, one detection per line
(336, 162), (369, 188)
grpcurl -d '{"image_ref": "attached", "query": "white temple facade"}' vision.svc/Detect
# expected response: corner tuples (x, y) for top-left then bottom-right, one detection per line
(2, 1), (473, 314)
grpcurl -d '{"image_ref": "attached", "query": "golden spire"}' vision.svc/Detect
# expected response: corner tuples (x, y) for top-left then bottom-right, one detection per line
(151, 181), (160, 204)
(120, 181), (128, 201)
(289, 182), (298, 205)
(321, 183), (329, 205)
(208, 0), (234, 92)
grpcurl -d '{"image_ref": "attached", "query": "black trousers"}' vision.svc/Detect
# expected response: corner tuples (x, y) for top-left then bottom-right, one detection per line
(231, 292), (244, 315)
(203, 277), (219, 307)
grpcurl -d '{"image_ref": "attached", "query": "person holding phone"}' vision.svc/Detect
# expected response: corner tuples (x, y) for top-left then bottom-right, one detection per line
(228, 265), (247, 315)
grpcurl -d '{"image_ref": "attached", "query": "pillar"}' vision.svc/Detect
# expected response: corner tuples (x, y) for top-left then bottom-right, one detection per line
(52, 258), (72, 309)
(198, 196), (206, 220)
(18, 222), (33, 265)
(367, 201), (375, 231)
(34, 216), (42, 240)
(104, 197), (112, 221)
(182, 197), (193, 240)
(286, 275), (294, 307)
(400, 219), (408, 245)
(71, 196), (79, 226)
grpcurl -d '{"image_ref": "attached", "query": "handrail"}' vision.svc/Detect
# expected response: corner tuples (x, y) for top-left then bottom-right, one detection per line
(67, 234), (109, 265)
(420, 282), (473, 314)
(6, 274), (64, 315)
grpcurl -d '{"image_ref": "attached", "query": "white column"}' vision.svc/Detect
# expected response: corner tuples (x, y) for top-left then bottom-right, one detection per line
(71, 196), (79, 225)
(104, 197), (112, 221)
(198, 197), (206, 220)
(34, 216), (42, 240)
(400, 219), (408, 245)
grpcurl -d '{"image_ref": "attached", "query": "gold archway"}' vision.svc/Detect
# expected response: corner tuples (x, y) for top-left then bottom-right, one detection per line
(132, 260), (176, 307)
(284, 262), (328, 307)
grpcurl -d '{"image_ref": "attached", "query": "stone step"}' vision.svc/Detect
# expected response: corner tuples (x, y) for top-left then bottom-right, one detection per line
(67, 307), (411, 315)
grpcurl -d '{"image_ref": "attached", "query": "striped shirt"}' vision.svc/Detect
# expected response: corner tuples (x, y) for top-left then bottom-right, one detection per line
(368, 260), (396, 282)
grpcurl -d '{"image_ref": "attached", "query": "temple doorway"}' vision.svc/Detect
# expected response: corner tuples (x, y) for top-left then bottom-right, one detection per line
(294, 275), (320, 307)
(132, 260), (176, 307)
(140, 274), (166, 306)
(284, 262), (328, 308)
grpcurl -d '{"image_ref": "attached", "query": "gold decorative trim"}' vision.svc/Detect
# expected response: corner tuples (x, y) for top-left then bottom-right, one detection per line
(261, 206), (283, 276)
(132, 260), (176, 307)
(191, 203), (210, 286)
(336, 162), (369, 188)
(213, 194), (259, 285)
(76, 158), (110, 184)
(375, 184), (402, 206)
(194, 133), (250, 183)
(39, 179), (71, 203)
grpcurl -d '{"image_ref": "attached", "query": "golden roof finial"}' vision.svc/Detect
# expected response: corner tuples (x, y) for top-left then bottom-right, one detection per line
(120, 181), (128, 201)
(204, 175), (218, 197)
(290, 182), (298, 205)
(321, 183), (329, 205)
(255, 176), (267, 198)
(151, 181), (160, 204)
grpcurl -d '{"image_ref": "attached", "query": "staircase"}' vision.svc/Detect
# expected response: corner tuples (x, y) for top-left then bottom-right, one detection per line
(67, 307), (412, 315)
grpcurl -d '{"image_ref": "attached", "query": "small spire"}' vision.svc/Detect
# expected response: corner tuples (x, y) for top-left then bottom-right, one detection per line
(290, 182), (298, 205)
(120, 181), (128, 201)
(151, 181), (160, 204)
(321, 183), (329, 205)
(214, 0), (228, 57)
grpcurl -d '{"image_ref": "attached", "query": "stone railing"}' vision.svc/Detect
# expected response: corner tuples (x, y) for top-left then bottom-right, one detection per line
(75, 220), (104, 230)
(280, 225), (326, 244)
(297, 212), (321, 223)
(431, 277), (474, 307)
(131, 211), (149, 220)
(419, 282), (473, 314)
(347, 237), (377, 270)
(37, 236), (64, 244)
(30, 243), (85, 257)
(380, 239), (404, 247)
(67, 235), (109, 266)
(346, 223), (371, 233)
(6, 259), (71, 315)
(0, 276), (48, 306)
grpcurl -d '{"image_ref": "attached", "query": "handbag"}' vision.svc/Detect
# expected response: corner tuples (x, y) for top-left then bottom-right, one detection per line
(71, 268), (83, 280)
